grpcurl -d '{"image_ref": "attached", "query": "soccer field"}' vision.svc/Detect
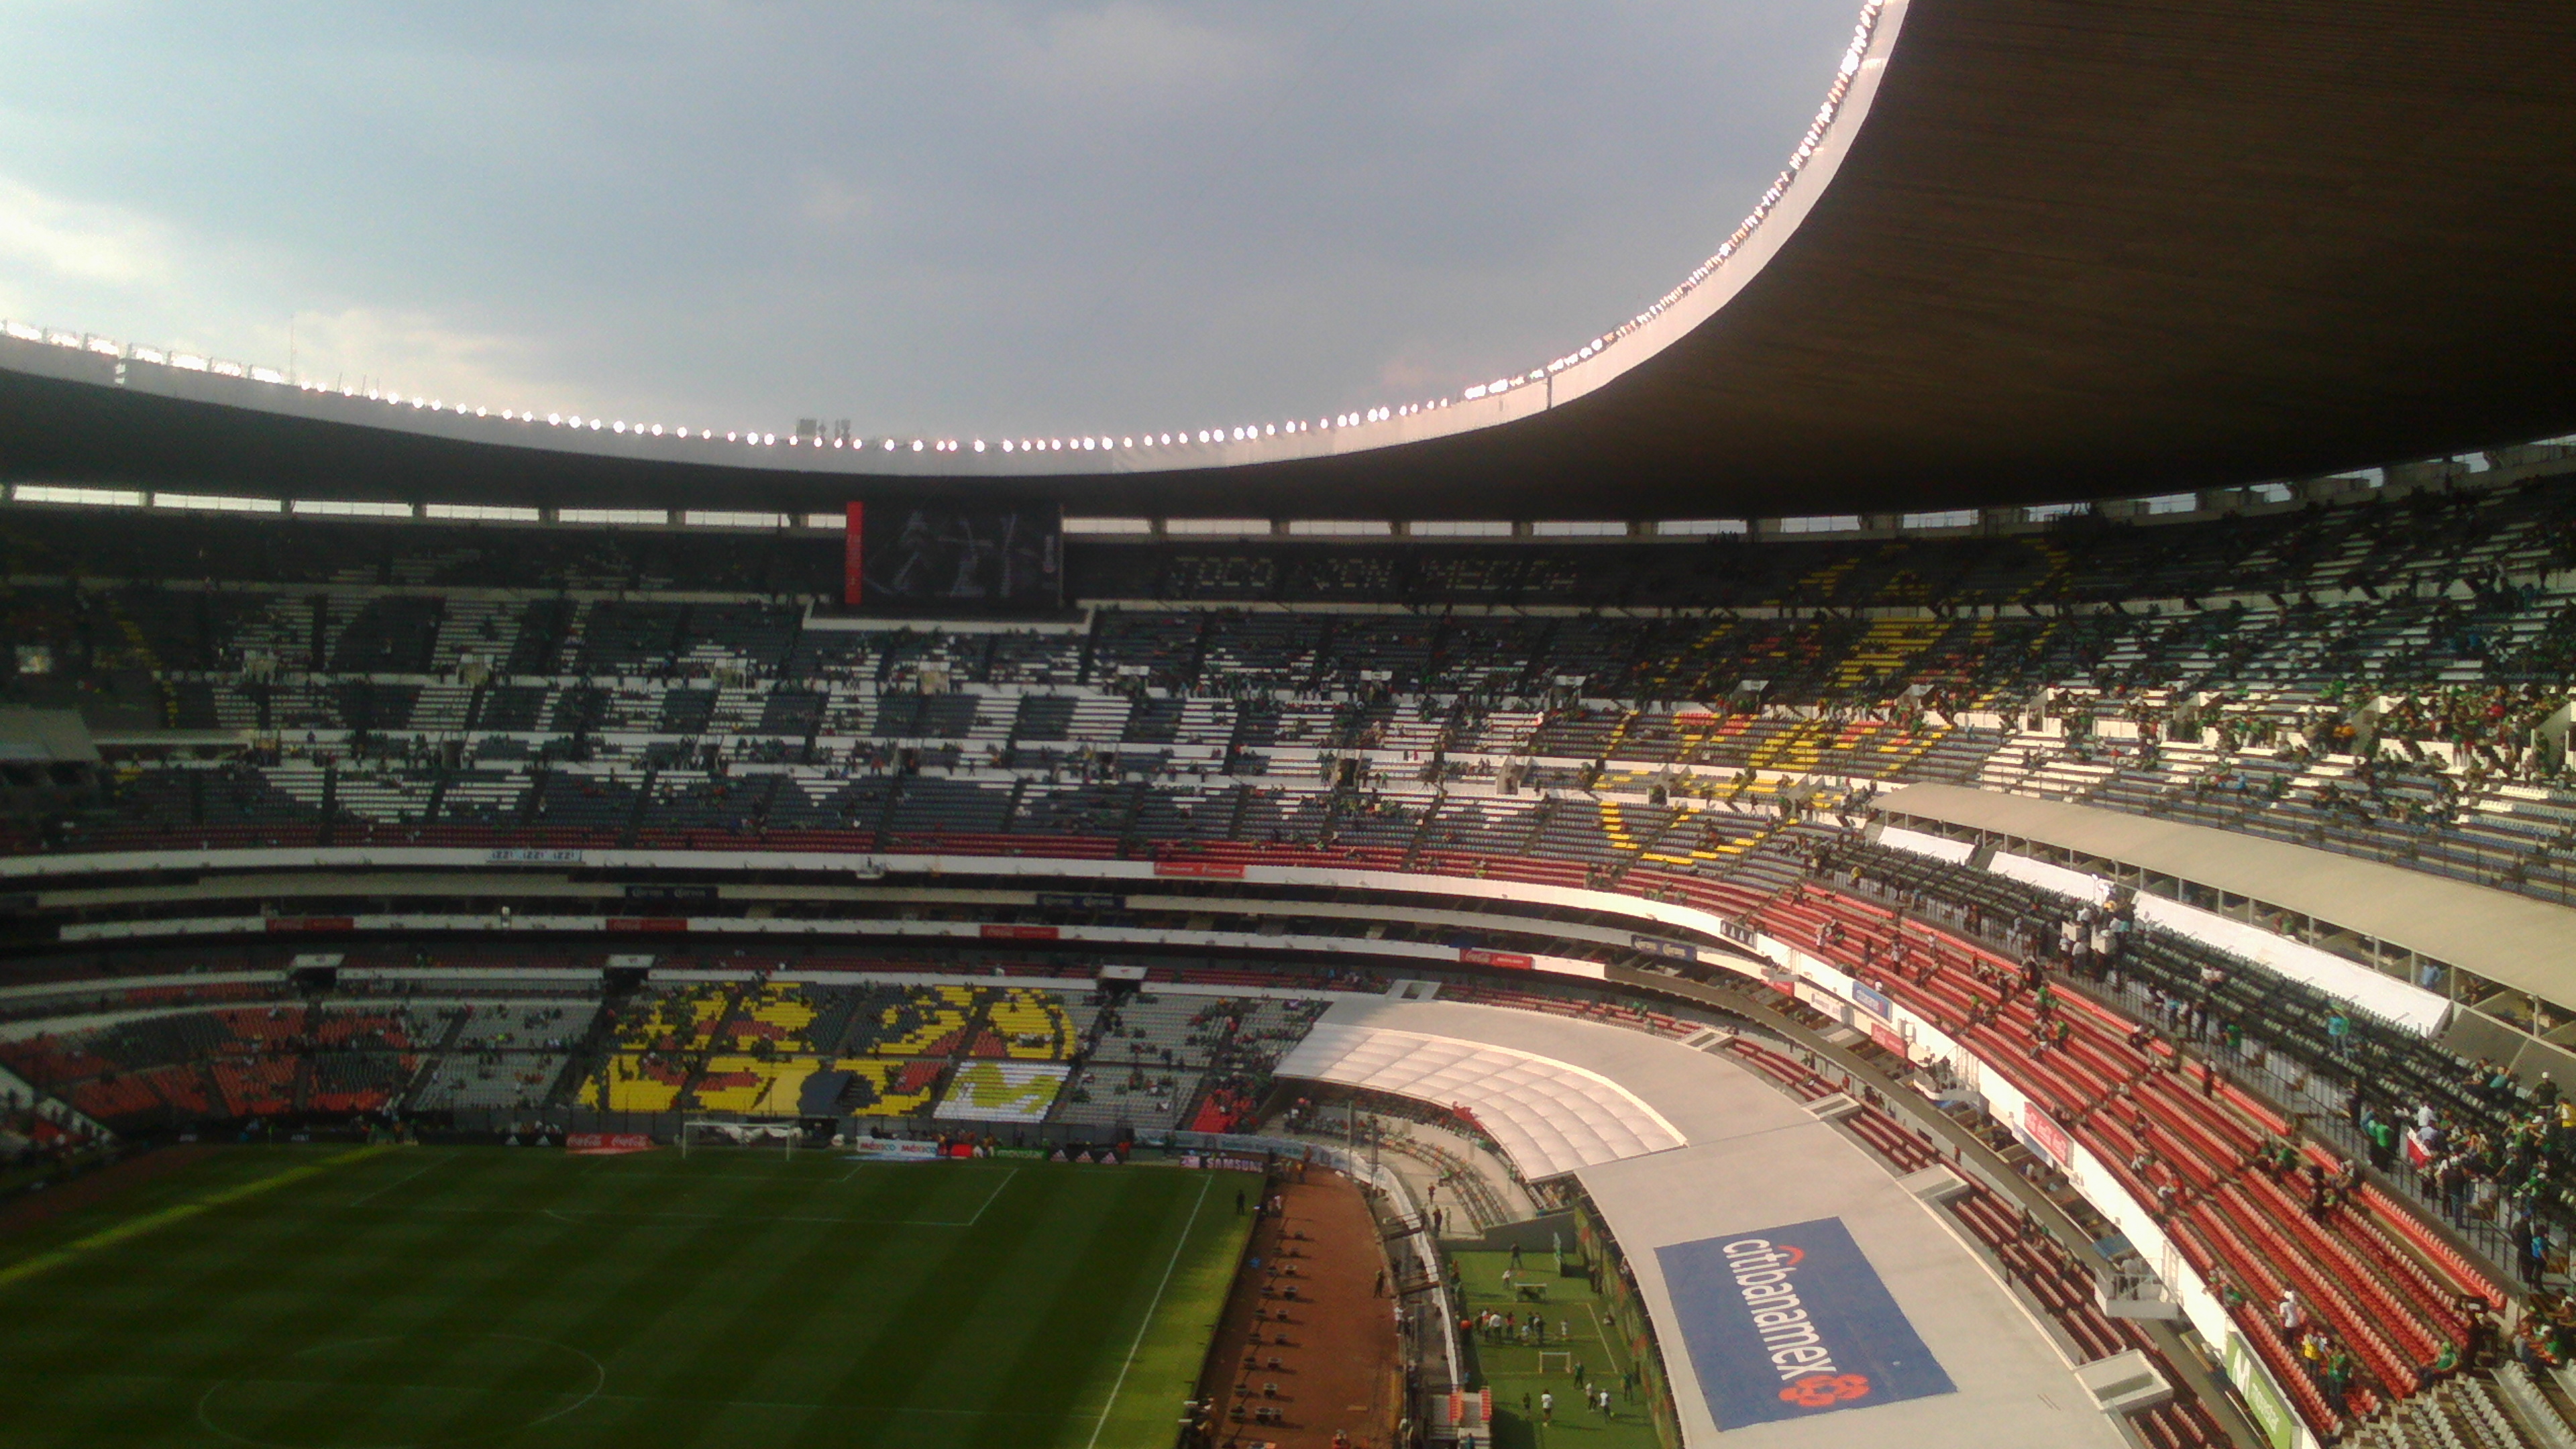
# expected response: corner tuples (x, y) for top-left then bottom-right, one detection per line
(0, 1144), (1258, 1449)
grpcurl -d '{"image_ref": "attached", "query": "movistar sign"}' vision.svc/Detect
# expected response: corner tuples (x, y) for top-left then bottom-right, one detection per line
(1656, 1216), (1955, 1428)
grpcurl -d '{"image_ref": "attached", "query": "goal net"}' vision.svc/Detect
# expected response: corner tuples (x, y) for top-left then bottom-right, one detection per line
(679, 1117), (802, 1158)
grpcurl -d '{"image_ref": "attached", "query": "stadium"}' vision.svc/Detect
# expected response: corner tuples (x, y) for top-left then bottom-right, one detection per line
(3, 3), (2576, 1448)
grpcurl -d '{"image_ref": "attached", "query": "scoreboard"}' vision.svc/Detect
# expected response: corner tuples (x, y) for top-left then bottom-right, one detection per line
(843, 499), (1063, 612)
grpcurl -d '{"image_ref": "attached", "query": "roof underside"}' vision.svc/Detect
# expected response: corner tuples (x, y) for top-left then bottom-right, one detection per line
(3, 0), (2572, 519)
(1874, 782), (2576, 1008)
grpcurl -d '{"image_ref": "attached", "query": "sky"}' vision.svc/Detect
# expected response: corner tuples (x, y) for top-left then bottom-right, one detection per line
(0, 1), (1861, 440)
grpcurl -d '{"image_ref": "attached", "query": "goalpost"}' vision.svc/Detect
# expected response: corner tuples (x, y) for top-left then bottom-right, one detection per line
(678, 1116), (800, 1161)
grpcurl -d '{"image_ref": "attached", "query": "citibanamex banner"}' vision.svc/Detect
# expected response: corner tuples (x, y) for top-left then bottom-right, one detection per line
(1656, 1217), (1955, 1429)
(564, 1132), (654, 1155)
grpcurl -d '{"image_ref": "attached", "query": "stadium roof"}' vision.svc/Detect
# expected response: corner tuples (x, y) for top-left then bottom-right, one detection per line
(1874, 782), (2576, 1009)
(3, 0), (2572, 520)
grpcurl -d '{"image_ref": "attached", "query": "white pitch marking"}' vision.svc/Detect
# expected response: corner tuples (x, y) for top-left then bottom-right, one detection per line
(1085, 1174), (1212, 1449)
(348, 1154), (451, 1206)
(1585, 1301), (1628, 1373)
(960, 1167), (1019, 1226)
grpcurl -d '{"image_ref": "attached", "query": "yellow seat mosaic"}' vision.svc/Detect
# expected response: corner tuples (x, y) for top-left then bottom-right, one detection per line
(1825, 619), (1944, 693)
(985, 989), (1075, 1060)
(692, 1054), (817, 1114)
(841, 1059), (942, 1117)
(722, 984), (821, 1053)
(584, 1053), (688, 1112)
(864, 985), (975, 1057)
(610, 984), (731, 1053)
(1642, 809), (1776, 866)
(1599, 800), (1644, 852)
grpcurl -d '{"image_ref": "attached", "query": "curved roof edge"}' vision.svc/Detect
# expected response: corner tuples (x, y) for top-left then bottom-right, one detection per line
(5, 0), (2574, 520)
(0, 3), (1904, 498)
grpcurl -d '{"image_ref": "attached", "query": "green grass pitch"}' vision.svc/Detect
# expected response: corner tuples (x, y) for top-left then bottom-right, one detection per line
(0, 1144), (1259, 1448)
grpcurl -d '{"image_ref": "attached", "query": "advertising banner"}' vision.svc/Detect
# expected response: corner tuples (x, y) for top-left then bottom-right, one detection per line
(932, 1062), (1071, 1123)
(564, 1132), (653, 1156)
(1656, 1217), (1955, 1429)
(843, 1138), (942, 1162)
(1155, 859), (1245, 879)
(2022, 1102), (2073, 1168)
(978, 924), (1059, 942)
(2225, 1333), (2300, 1449)
(1179, 1154), (1267, 1173)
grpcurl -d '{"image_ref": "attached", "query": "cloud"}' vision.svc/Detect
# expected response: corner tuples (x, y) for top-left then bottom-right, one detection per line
(797, 174), (879, 232)
(992, 1), (1273, 105)
(0, 165), (574, 417)
(0, 3), (1862, 433)
(0, 174), (174, 288)
(261, 307), (580, 416)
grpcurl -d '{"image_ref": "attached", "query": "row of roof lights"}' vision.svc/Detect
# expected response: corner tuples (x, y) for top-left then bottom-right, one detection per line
(0, 2), (1890, 464)
(6, 483), (2297, 531)
(3, 485), (1732, 533)
(7, 315), (1466, 460)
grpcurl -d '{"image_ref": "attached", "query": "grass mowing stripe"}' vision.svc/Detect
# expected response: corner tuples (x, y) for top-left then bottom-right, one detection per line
(827, 1161), (1090, 1425)
(7, 1153), (1256, 1448)
(199, 1153), (549, 1442)
(523, 1155), (894, 1439)
(947, 1169), (1172, 1443)
(4, 1146), (402, 1441)
(0, 1146), (383, 1291)
(0, 1366), (1082, 1419)
(1086, 1173), (1212, 1449)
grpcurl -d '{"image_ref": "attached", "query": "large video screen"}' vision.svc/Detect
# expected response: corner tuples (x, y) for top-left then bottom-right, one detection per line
(845, 499), (1063, 611)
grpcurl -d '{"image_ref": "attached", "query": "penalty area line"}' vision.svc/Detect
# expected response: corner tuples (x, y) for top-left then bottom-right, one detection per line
(349, 1152), (453, 1206)
(961, 1166), (1019, 1226)
(1085, 1173), (1212, 1449)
